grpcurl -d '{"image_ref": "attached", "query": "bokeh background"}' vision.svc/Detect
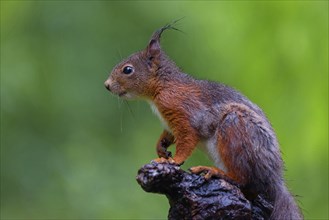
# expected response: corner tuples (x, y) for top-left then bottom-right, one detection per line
(1, 1), (328, 219)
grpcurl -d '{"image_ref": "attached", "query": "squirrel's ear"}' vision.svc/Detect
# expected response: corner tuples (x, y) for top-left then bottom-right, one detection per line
(145, 29), (163, 62)
(144, 19), (183, 66)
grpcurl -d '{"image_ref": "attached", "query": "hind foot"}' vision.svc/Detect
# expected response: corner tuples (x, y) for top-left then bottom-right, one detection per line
(189, 166), (239, 186)
(189, 166), (227, 180)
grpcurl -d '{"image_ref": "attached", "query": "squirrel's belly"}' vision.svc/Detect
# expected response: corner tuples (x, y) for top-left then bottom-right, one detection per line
(198, 137), (227, 172)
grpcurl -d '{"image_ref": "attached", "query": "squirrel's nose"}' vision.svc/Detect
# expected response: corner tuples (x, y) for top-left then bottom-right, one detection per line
(104, 80), (111, 91)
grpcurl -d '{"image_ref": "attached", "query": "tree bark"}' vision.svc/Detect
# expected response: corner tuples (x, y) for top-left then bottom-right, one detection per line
(136, 162), (273, 220)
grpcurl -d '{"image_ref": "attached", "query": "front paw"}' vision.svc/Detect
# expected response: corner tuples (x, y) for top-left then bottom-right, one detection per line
(152, 157), (177, 165)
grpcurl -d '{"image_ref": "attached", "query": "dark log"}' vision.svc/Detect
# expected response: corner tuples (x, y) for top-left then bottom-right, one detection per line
(136, 162), (273, 220)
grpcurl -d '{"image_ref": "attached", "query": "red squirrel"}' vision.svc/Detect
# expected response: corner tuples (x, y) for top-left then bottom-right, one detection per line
(104, 23), (303, 219)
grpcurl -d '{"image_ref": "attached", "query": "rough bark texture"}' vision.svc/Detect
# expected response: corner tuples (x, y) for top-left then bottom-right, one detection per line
(136, 162), (273, 220)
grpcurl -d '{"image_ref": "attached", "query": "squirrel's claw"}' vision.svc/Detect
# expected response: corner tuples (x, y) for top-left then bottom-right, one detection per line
(189, 166), (240, 186)
(165, 150), (172, 158)
(157, 148), (172, 159)
(189, 166), (225, 180)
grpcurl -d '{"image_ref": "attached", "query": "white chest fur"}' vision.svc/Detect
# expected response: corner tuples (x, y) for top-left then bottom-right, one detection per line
(149, 102), (171, 131)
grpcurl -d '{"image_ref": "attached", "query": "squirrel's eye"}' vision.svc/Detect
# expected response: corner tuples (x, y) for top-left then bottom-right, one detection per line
(122, 66), (134, 74)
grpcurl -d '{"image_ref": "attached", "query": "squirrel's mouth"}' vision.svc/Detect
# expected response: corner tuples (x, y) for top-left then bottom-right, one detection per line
(117, 91), (136, 100)
(118, 91), (127, 97)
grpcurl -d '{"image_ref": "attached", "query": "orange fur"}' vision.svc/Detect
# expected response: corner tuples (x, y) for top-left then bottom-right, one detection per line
(152, 81), (203, 164)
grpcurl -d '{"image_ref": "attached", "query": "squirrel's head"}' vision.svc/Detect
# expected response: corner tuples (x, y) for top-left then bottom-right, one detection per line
(104, 23), (179, 100)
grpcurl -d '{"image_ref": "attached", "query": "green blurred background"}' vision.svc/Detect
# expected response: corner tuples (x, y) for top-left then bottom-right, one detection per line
(1, 1), (328, 219)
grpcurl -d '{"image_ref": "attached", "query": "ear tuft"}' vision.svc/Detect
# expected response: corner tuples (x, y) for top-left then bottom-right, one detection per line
(145, 18), (184, 62)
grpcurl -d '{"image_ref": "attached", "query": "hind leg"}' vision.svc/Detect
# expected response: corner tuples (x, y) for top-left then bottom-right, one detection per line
(217, 103), (282, 200)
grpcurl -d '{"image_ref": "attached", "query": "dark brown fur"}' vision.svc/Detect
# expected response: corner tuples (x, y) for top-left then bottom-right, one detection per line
(105, 23), (303, 219)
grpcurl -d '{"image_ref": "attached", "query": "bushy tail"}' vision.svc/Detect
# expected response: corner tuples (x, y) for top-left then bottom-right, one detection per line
(270, 182), (303, 220)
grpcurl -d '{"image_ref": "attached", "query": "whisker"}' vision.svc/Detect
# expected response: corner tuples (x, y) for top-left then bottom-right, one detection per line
(124, 100), (135, 120)
(116, 97), (123, 133)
